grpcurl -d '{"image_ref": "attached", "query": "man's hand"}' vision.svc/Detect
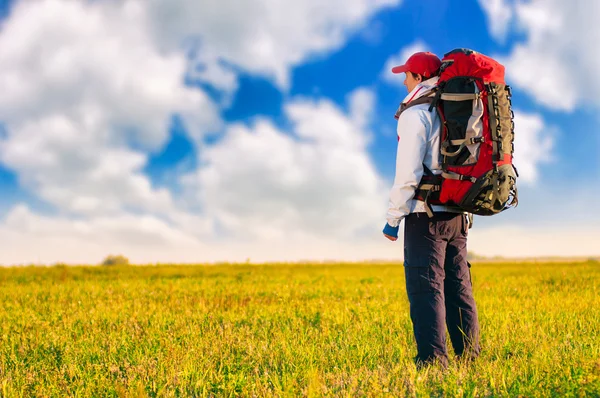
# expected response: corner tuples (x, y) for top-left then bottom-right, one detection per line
(382, 223), (399, 241)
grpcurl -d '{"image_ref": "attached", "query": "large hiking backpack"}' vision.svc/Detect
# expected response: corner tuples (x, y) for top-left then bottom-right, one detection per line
(398, 48), (519, 217)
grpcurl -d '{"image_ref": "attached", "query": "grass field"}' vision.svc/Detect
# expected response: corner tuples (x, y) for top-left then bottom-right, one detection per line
(0, 261), (599, 397)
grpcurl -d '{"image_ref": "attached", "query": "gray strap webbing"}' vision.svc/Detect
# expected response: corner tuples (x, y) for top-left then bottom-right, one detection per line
(441, 148), (463, 157)
(417, 184), (436, 191)
(423, 189), (434, 218)
(441, 172), (462, 180)
(441, 141), (468, 157)
(489, 173), (499, 208)
(424, 202), (434, 218)
(442, 172), (477, 183)
(441, 137), (484, 157)
(440, 93), (479, 101)
(487, 86), (500, 162)
(416, 182), (440, 218)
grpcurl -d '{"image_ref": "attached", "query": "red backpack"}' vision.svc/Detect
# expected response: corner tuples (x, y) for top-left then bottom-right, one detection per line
(400, 48), (519, 217)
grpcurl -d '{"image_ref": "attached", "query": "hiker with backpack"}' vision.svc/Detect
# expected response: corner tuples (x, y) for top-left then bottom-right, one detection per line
(382, 49), (518, 368)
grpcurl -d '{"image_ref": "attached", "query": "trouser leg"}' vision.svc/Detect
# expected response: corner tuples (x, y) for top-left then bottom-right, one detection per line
(403, 213), (448, 367)
(444, 214), (481, 359)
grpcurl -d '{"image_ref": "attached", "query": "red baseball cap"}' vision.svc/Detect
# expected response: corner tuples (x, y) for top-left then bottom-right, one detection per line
(391, 51), (441, 78)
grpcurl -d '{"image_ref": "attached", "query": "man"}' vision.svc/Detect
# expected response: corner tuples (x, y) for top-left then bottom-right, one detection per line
(382, 51), (480, 369)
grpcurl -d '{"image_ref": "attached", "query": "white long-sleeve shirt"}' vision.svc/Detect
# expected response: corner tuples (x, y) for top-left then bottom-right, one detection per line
(386, 77), (460, 228)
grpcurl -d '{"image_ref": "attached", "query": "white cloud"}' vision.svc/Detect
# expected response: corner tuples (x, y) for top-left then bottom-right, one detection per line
(4, 204), (198, 247)
(381, 40), (430, 86)
(0, 204), (209, 265)
(182, 88), (387, 241)
(499, 0), (600, 111)
(0, 0), (590, 264)
(0, 0), (404, 221)
(146, 0), (402, 89)
(500, 45), (576, 112)
(0, 0), (221, 216)
(477, 0), (514, 43)
(513, 111), (553, 184)
(0, 0), (410, 264)
(0, 205), (406, 265)
(2, 203), (598, 265)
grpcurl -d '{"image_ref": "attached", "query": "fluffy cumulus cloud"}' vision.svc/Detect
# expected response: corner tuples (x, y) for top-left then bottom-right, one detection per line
(477, 0), (513, 43)
(0, 203), (403, 264)
(381, 40), (430, 86)
(0, 86), (399, 264)
(182, 88), (388, 242)
(496, 0), (600, 111)
(0, 0), (220, 217)
(0, 0), (406, 264)
(0, 204), (217, 265)
(146, 0), (401, 90)
(512, 111), (553, 184)
(0, 0), (591, 264)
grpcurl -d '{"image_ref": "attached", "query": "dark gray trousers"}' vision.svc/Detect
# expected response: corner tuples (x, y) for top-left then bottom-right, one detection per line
(403, 212), (480, 367)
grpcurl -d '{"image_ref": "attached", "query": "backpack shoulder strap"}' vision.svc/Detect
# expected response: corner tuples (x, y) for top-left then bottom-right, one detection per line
(394, 95), (435, 120)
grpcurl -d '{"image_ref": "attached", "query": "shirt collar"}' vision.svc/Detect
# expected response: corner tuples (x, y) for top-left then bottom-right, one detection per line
(402, 76), (439, 104)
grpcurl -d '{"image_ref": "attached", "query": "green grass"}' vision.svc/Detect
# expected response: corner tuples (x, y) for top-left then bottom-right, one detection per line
(0, 261), (599, 397)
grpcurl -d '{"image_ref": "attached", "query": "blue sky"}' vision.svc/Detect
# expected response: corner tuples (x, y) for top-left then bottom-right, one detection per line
(0, 0), (597, 264)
